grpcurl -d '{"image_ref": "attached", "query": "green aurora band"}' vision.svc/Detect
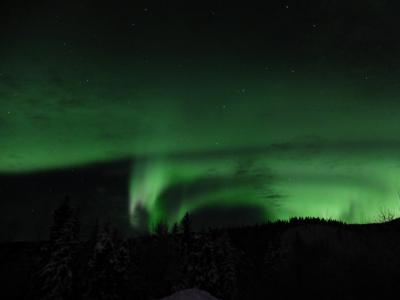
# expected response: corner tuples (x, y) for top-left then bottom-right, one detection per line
(129, 147), (400, 230)
(2, 53), (400, 229)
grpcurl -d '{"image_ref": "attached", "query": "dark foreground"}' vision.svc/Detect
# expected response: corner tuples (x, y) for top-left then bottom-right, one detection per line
(1, 214), (400, 299)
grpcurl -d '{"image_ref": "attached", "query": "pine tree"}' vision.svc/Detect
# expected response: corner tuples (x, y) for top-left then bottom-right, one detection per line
(85, 223), (130, 300)
(171, 222), (179, 236)
(50, 198), (80, 243)
(36, 197), (80, 300)
(214, 232), (237, 299)
(154, 220), (169, 237)
(193, 234), (219, 291)
(177, 231), (238, 299)
(181, 212), (192, 243)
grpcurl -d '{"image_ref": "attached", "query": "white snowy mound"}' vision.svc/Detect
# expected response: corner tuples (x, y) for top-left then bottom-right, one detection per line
(159, 288), (220, 300)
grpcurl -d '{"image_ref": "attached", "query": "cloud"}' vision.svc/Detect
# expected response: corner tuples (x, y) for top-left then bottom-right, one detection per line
(190, 204), (270, 229)
(156, 171), (278, 216)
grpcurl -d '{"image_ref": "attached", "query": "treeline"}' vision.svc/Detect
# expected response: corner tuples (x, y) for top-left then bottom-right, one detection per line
(26, 199), (240, 300)
(7, 199), (400, 299)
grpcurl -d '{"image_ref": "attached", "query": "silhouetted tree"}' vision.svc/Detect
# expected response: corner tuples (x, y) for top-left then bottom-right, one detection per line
(176, 231), (237, 299)
(50, 198), (80, 243)
(171, 222), (179, 236)
(84, 223), (130, 300)
(155, 220), (169, 237)
(35, 197), (80, 300)
(181, 212), (192, 243)
(214, 232), (237, 299)
(377, 207), (396, 223)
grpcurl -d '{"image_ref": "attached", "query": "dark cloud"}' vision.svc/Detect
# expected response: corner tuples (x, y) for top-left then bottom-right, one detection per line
(190, 204), (270, 230)
(0, 160), (131, 241)
(276, 171), (388, 195)
(128, 138), (400, 164)
(157, 173), (277, 216)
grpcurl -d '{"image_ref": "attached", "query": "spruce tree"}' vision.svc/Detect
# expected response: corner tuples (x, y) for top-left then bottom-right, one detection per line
(214, 232), (237, 299)
(36, 197), (80, 300)
(85, 223), (130, 300)
(181, 212), (192, 243)
(177, 231), (237, 299)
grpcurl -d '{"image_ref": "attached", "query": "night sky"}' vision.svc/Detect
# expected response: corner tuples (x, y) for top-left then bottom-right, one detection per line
(2, 1), (400, 240)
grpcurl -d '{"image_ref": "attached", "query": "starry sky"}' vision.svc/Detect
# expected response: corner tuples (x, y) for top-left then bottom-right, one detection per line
(2, 1), (400, 239)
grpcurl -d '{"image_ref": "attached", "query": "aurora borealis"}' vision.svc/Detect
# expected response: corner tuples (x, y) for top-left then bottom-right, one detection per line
(2, 1), (400, 236)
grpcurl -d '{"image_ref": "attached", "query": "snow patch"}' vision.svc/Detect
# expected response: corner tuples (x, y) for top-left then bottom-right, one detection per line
(159, 288), (220, 300)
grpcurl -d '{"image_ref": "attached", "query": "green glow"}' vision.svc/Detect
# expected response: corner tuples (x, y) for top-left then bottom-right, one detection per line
(129, 151), (400, 230)
(3, 52), (400, 227)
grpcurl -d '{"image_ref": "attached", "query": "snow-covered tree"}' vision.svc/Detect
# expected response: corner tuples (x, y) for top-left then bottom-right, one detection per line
(36, 198), (80, 300)
(84, 223), (130, 300)
(178, 231), (237, 299)
(213, 232), (237, 299)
